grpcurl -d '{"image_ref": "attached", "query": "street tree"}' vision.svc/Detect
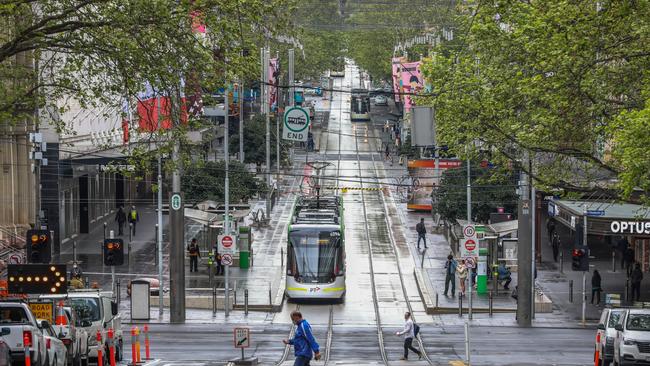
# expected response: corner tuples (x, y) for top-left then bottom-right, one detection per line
(228, 113), (289, 167)
(182, 160), (262, 206)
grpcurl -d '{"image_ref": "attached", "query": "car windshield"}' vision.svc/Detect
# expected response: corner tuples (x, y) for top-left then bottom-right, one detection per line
(70, 298), (101, 323)
(289, 229), (340, 282)
(627, 314), (650, 331)
(608, 311), (623, 328)
(0, 307), (29, 324)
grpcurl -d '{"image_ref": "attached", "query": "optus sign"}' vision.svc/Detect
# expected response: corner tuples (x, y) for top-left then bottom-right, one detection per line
(611, 221), (650, 235)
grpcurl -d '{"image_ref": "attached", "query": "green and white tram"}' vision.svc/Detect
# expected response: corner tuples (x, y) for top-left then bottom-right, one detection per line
(286, 196), (346, 301)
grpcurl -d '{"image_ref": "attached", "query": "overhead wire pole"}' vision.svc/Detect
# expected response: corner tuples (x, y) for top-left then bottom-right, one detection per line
(239, 82), (244, 163)
(467, 155), (472, 320)
(224, 92), (230, 318)
(264, 46), (272, 216)
(169, 88), (185, 323)
(276, 51), (280, 183)
(517, 153), (533, 327)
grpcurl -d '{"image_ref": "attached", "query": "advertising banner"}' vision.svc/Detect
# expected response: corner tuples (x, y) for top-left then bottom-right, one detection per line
(136, 80), (188, 132)
(269, 58), (279, 112)
(407, 158), (463, 211)
(391, 57), (404, 103)
(399, 61), (423, 113)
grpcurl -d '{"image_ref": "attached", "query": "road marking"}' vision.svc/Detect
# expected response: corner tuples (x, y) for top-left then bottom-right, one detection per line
(449, 361), (467, 366)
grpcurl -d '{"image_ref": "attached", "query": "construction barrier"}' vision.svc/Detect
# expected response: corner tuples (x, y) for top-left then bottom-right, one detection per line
(130, 327), (137, 366)
(23, 331), (31, 366)
(144, 325), (151, 360)
(108, 328), (116, 366)
(135, 326), (141, 363)
(96, 330), (103, 366)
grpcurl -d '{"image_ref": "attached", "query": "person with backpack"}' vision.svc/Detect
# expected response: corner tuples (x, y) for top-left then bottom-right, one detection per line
(283, 310), (321, 366)
(114, 206), (126, 236)
(128, 205), (139, 236)
(395, 311), (421, 360)
(186, 238), (201, 273)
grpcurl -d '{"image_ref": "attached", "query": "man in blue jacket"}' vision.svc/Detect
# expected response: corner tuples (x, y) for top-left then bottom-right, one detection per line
(283, 311), (321, 366)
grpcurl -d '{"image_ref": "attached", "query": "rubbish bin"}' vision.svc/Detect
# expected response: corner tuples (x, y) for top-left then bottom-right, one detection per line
(239, 251), (250, 269)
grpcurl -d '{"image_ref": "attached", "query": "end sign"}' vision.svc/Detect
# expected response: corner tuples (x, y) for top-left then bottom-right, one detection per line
(283, 107), (310, 142)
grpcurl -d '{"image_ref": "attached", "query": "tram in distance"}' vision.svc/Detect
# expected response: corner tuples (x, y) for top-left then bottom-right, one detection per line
(351, 88), (371, 121)
(286, 195), (346, 302)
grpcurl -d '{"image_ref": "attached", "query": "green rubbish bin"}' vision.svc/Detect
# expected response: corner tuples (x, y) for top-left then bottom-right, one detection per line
(239, 251), (250, 269)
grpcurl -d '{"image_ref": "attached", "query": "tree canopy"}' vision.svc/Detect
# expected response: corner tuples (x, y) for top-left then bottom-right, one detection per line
(181, 160), (262, 205)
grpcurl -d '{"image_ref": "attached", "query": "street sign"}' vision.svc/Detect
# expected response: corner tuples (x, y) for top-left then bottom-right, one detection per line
(29, 301), (54, 324)
(170, 193), (182, 211)
(234, 327), (250, 349)
(460, 224), (479, 257)
(221, 253), (233, 266)
(464, 256), (476, 269)
(463, 225), (476, 238)
(218, 235), (236, 255)
(586, 210), (606, 217)
(282, 107), (310, 142)
(9, 254), (23, 265)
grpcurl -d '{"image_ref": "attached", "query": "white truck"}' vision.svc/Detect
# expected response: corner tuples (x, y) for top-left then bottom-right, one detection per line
(41, 290), (123, 364)
(0, 301), (47, 366)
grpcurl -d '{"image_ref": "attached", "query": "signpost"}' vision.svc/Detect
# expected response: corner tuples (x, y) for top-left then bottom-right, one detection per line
(221, 254), (233, 266)
(460, 224), (479, 258)
(218, 235), (236, 257)
(282, 107), (310, 142)
(233, 327), (256, 365)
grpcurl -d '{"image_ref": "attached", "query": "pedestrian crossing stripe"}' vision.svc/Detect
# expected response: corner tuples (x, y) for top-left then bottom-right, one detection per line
(325, 187), (384, 191)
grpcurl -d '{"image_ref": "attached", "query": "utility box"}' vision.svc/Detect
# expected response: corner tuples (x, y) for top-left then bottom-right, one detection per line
(239, 226), (252, 269)
(477, 248), (488, 295)
(130, 280), (150, 321)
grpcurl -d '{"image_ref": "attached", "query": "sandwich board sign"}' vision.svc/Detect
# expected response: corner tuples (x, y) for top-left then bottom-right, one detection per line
(283, 107), (310, 142)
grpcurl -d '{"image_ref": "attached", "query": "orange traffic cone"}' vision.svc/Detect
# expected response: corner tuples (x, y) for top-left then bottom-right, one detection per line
(55, 301), (67, 325)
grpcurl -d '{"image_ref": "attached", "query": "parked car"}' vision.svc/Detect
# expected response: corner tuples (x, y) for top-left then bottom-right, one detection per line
(0, 340), (11, 366)
(596, 308), (625, 366)
(38, 320), (66, 366)
(0, 301), (47, 366)
(41, 290), (123, 364)
(613, 309), (650, 366)
(374, 95), (388, 106)
(50, 305), (89, 366)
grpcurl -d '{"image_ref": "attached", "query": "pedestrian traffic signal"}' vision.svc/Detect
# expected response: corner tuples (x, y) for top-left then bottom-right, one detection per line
(26, 229), (51, 263)
(572, 246), (589, 271)
(103, 239), (124, 266)
(8, 264), (67, 294)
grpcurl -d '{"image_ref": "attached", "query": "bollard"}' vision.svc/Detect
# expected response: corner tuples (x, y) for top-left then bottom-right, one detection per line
(489, 291), (494, 317)
(212, 285), (217, 315)
(245, 289), (249, 316)
(625, 278), (630, 303)
(435, 293), (439, 308)
(130, 327), (136, 366)
(234, 289), (237, 306)
(569, 280), (574, 303)
(116, 279), (121, 307)
(108, 328), (116, 366)
(268, 283), (272, 307)
(97, 330), (103, 366)
(135, 326), (141, 363)
(464, 321), (471, 366)
(23, 331), (31, 366)
(144, 325), (151, 360)
(281, 247), (284, 268)
(459, 293), (463, 317)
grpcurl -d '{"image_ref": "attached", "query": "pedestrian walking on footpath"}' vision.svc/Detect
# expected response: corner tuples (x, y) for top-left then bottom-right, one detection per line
(415, 218), (428, 249)
(457, 259), (468, 296)
(617, 237), (629, 269)
(283, 311), (321, 366)
(128, 205), (139, 236)
(215, 250), (223, 275)
(395, 311), (421, 361)
(631, 263), (643, 301)
(443, 255), (457, 297)
(187, 238), (201, 273)
(546, 218), (556, 241)
(591, 270), (602, 305)
(114, 206), (126, 236)
(551, 232), (561, 262)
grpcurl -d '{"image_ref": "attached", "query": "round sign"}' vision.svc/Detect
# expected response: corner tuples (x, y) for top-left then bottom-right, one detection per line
(465, 257), (475, 269)
(464, 239), (477, 251)
(221, 235), (233, 248)
(221, 253), (233, 266)
(283, 107), (310, 133)
(463, 225), (475, 238)
(9, 254), (23, 265)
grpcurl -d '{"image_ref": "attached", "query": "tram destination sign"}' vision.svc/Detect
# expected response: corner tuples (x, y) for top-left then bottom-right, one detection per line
(283, 107), (310, 142)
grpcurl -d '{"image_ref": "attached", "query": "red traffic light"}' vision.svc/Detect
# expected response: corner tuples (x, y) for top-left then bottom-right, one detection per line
(572, 248), (585, 257)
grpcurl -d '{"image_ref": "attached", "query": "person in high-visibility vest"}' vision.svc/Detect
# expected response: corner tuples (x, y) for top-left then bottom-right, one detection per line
(128, 206), (139, 236)
(187, 239), (201, 273)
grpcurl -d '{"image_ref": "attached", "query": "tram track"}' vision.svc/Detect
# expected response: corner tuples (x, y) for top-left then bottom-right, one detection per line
(350, 80), (434, 364)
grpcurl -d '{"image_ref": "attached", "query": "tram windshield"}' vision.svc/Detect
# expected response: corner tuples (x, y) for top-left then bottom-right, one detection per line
(289, 228), (341, 282)
(351, 95), (369, 114)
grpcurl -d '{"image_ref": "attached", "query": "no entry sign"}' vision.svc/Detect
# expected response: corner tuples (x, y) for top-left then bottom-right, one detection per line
(218, 234), (237, 255)
(461, 224), (479, 257)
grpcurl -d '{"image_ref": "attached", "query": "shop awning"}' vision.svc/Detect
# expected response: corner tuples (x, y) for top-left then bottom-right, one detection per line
(551, 200), (650, 236)
(487, 220), (519, 237)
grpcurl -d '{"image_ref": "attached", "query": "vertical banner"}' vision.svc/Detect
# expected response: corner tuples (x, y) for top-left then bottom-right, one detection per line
(391, 57), (403, 103)
(399, 61), (423, 113)
(136, 80), (188, 132)
(121, 98), (130, 145)
(268, 58), (279, 112)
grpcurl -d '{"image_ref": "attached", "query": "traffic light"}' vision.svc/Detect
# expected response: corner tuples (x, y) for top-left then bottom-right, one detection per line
(103, 238), (124, 266)
(26, 229), (51, 263)
(572, 246), (589, 271)
(8, 264), (67, 294)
